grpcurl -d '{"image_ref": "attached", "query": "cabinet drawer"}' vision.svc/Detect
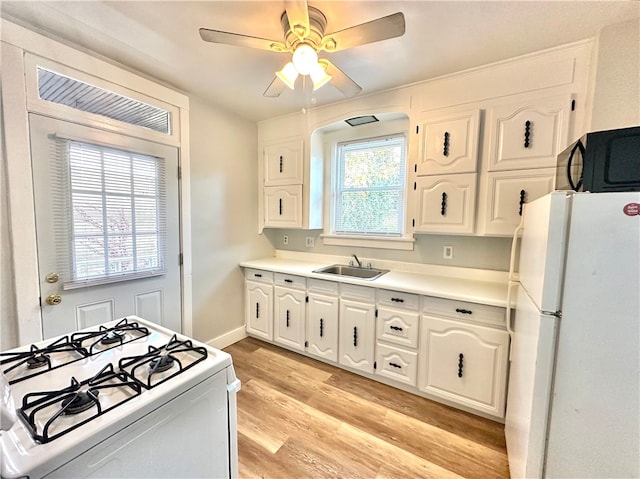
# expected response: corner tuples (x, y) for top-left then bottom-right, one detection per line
(375, 343), (418, 387)
(245, 269), (273, 284)
(422, 296), (505, 327)
(377, 308), (420, 349)
(377, 290), (420, 311)
(307, 278), (339, 296)
(274, 273), (306, 290)
(340, 284), (376, 303)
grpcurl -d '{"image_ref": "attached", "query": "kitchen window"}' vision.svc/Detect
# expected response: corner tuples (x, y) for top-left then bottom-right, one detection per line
(325, 133), (412, 249)
(53, 138), (167, 288)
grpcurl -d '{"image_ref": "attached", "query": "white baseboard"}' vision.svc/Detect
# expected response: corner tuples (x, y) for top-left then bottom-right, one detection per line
(206, 325), (247, 350)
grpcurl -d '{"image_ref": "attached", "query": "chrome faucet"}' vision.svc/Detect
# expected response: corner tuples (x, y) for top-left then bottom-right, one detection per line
(352, 254), (362, 268)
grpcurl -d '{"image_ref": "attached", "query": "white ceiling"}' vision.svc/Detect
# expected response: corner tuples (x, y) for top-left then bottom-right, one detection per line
(1, 1), (639, 122)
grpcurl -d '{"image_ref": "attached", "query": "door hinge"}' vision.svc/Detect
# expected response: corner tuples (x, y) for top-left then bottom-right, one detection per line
(414, 164), (417, 173)
(374, 361), (377, 370)
(306, 296), (309, 303)
(375, 309), (378, 318)
(305, 340), (309, 348)
(179, 253), (183, 266)
(412, 218), (415, 227)
(571, 99), (576, 111)
(415, 125), (419, 134)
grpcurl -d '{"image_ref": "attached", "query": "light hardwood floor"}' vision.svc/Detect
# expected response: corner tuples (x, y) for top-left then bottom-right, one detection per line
(225, 338), (510, 479)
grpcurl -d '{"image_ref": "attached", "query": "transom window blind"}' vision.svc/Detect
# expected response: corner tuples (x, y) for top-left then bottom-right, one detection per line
(52, 138), (167, 289)
(334, 134), (407, 235)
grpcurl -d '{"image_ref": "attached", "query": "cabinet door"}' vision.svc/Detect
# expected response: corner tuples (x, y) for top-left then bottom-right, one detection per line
(273, 287), (306, 351)
(413, 174), (477, 234)
(419, 316), (510, 418)
(245, 280), (273, 341)
(264, 138), (304, 186)
(264, 185), (302, 228)
(338, 299), (376, 374)
(481, 168), (556, 236)
(307, 293), (339, 362)
(415, 109), (480, 175)
(486, 94), (572, 171)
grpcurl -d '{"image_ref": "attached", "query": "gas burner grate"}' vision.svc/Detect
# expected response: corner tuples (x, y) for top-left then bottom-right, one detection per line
(17, 363), (141, 443)
(71, 318), (150, 355)
(0, 336), (89, 384)
(118, 335), (207, 389)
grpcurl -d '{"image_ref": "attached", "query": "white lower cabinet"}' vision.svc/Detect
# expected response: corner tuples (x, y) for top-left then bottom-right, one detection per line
(245, 278), (273, 341)
(418, 316), (510, 418)
(306, 279), (339, 362)
(338, 285), (376, 374)
(273, 274), (306, 352)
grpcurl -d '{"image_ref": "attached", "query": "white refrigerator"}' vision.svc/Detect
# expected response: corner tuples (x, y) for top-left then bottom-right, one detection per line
(505, 191), (640, 478)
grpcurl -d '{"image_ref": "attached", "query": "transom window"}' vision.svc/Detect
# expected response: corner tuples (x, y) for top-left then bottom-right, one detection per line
(54, 139), (167, 288)
(333, 134), (407, 236)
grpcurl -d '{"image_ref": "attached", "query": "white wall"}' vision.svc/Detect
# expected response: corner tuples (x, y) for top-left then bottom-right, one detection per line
(591, 18), (640, 130)
(188, 97), (273, 345)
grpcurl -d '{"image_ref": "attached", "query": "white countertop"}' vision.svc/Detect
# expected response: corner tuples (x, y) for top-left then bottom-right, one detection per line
(240, 252), (509, 308)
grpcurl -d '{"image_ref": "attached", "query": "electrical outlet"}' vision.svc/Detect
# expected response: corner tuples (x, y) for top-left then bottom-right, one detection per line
(443, 245), (453, 259)
(283, 235), (289, 245)
(305, 237), (315, 248)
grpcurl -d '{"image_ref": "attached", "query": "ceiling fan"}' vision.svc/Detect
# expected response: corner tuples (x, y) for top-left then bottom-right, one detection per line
(199, 0), (405, 98)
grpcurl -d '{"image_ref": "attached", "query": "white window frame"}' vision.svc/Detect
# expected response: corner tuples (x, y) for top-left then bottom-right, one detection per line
(321, 124), (414, 251)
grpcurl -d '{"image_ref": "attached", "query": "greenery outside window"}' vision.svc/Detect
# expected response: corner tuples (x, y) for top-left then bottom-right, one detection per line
(333, 134), (407, 237)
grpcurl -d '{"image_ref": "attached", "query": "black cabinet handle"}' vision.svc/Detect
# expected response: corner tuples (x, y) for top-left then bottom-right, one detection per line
(443, 131), (450, 157)
(458, 353), (464, 378)
(279, 198), (283, 215)
(286, 310), (290, 327)
(389, 362), (402, 369)
(353, 326), (358, 347)
(455, 308), (473, 315)
(254, 273), (262, 278)
(390, 297), (404, 303)
(390, 325), (403, 332)
(441, 192), (447, 216)
(279, 155), (283, 173)
(524, 120), (531, 148)
(519, 189), (526, 216)
(256, 302), (260, 319)
(284, 279), (293, 283)
(320, 318), (324, 338)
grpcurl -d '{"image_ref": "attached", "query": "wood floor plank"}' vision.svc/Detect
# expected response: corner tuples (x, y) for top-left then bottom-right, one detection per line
(225, 339), (510, 479)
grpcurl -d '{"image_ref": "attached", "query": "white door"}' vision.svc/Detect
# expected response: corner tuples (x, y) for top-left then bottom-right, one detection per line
(29, 114), (182, 338)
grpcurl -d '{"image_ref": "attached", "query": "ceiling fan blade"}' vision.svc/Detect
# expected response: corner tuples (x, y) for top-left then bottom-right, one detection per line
(320, 12), (405, 52)
(199, 28), (288, 52)
(263, 76), (287, 98)
(320, 59), (362, 98)
(284, 0), (310, 40)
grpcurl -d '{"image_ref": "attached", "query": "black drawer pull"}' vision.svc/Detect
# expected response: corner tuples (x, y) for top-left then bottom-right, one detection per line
(353, 326), (358, 347)
(286, 310), (290, 327)
(455, 308), (473, 315)
(284, 279), (293, 283)
(256, 302), (260, 319)
(524, 120), (531, 148)
(320, 318), (324, 338)
(458, 353), (464, 378)
(390, 325), (403, 332)
(254, 273), (262, 278)
(441, 192), (447, 216)
(443, 131), (450, 157)
(389, 362), (402, 369)
(390, 297), (404, 303)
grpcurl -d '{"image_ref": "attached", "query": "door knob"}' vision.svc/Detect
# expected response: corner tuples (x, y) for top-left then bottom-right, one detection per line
(45, 294), (62, 306)
(45, 273), (60, 283)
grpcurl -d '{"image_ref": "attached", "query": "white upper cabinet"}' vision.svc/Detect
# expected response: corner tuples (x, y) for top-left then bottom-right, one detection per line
(264, 185), (302, 228)
(414, 109), (481, 176)
(485, 94), (573, 172)
(264, 138), (304, 186)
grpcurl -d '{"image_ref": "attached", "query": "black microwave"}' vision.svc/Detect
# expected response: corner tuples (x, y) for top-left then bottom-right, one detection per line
(556, 126), (640, 192)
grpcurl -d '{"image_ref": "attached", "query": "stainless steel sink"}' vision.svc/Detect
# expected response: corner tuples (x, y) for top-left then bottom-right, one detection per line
(312, 264), (389, 280)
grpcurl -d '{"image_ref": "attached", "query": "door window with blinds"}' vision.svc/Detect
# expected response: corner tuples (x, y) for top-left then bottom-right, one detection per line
(52, 138), (167, 288)
(333, 134), (407, 235)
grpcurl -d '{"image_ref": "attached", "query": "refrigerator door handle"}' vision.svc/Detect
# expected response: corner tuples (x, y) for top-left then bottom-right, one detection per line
(509, 216), (525, 282)
(506, 281), (518, 361)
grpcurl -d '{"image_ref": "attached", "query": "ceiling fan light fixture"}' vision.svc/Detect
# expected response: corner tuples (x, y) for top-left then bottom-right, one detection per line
(292, 43), (318, 75)
(276, 62), (298, 90)
(310, 62), (332, 90)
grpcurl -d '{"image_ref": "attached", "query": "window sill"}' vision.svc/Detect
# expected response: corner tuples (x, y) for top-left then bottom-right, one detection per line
(320, 233), (415, 251)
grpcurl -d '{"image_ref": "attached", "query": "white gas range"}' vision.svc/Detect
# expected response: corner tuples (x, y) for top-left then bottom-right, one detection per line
(0, 316), (240, 479)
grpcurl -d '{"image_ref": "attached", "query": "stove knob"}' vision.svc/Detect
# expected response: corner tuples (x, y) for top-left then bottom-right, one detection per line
(46, 294), (62, 306)
(45, 272), (60, 283)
